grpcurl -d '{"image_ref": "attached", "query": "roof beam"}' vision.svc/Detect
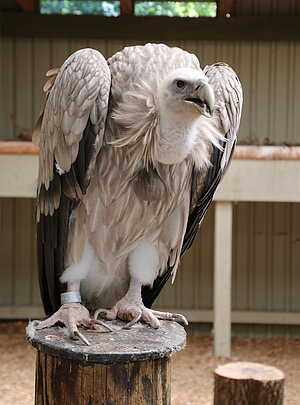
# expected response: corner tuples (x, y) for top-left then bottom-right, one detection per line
(120, 0), (134, 16)
(218, 0), (234, 17)
(2, 13), (300, 41)
(16, 0), (39, 13)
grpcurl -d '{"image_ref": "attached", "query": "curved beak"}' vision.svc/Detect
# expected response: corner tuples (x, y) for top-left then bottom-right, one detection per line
(186, 80), (215, 118)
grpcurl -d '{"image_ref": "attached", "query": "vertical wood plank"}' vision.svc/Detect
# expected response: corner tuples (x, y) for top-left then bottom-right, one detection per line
(69, 39), (89, 55)
(232, 203), (250, 311)
(33, 39), (51, 120)
(200, 41), (217, 66)
(0, 198), (15, 305)
(197, 206), (214, 309)
(236, 42), (251, 144)
(81, 362), (94, 404)
(14, 199), (33, 305)
(255, 43), (272, 144)
(290, 203), (300, 338)
(92, 364), (107, 403)
(177, 247), (194, 309)
(140, 359), (154, 403)
(273, 42), (289, 144)
(51, 39), (71, 68)
(214, 201), (233, 357)
(291, 203), (300, 311)
(251, 202), (269, 338)
(272, 203), (288, 311)
(0, 38), (15, 140)
(31, 199), (42, 306)
(106, 40), (123, 59)
(34, 351), (42, 404)
(15, 38), (33, 131)
(291, 42), (300, 145)
(88, 39), (108, 58)
(253, 203), (268, 310)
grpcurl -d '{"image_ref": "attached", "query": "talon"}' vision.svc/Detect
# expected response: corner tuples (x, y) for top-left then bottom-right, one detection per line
(94, 308), (108, 320)
(91, 319), (114, 332)
(123, 311), (142, 329)
(73, 330), (90, 346)
(151, 310), (189, 325)
(172, 313), (189, 325)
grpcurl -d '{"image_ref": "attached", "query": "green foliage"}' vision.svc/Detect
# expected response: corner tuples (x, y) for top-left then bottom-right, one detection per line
(40, 0), (120, 17)
(135, 2), (216, 17)
(40, 0), (216, 18)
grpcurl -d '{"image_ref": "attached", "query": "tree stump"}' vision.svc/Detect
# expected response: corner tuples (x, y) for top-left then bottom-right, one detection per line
(28, 319), (186, 405)
(214, 361), (285, 405)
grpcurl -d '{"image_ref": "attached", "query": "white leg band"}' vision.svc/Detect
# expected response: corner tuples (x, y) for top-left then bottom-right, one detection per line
(60, 291), (82, 305)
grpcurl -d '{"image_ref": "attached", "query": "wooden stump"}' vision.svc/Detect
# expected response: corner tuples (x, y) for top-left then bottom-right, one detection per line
(28, 319), (186, 405)
(214, 361), (285, 405)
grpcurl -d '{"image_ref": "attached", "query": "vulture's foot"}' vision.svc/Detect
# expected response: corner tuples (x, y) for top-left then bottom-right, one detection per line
(35, 303), (113, 346)
(94, 298), (188, 329)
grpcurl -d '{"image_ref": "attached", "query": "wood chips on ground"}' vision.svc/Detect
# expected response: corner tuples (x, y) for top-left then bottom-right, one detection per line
(1, 321), (300, 404)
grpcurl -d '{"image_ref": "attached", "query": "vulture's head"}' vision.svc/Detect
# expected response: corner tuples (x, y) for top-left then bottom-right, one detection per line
(155, 68), (216, 165)
(157, 68), (215, 119)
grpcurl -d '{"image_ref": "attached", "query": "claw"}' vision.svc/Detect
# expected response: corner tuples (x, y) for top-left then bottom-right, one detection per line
(123, 311), (142, 330)
(171, 313), (189, 325)
(94, 308), (108, 320)
(73, 329), (90, 346)
(90, 319), (114, 332)
(151, 310), (189, 325)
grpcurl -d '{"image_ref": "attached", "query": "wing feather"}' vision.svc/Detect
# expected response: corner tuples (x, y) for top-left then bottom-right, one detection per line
(142, 62), (243, 308)
(36, 48), (111, 315)
(183, 62), (243, 250)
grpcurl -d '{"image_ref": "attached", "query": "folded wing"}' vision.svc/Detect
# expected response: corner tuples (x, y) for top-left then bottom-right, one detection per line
(35, 48), (111, 315)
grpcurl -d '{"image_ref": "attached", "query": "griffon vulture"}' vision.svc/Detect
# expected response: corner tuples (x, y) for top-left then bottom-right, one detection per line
(33, 43), (242, 345)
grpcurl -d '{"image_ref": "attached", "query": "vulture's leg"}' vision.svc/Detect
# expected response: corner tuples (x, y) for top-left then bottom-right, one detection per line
(35, 280), (113, 345)
(95, 242), (188, 328)
(95, 278), (188, 329)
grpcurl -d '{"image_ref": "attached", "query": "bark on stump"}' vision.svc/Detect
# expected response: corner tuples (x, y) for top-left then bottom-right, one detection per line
(214, 361), (285, 405)
(28, 319), (186, 405)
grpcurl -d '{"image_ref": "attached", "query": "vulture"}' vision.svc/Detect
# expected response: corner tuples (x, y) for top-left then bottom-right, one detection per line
(33, 43), (242, 345)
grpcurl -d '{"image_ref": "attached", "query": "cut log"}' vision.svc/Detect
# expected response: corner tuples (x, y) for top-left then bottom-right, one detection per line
(214, 361), (285, 405)
(28, 319), (186, 405)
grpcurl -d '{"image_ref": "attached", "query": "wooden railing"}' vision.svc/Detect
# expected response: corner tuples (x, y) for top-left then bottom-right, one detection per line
(1, 142), (300, 356)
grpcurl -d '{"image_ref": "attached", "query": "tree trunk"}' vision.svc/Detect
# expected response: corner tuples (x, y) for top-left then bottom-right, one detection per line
(35, 351), (171, 405)
(28, 320), (186, 405)
(214, 361), (284, 405)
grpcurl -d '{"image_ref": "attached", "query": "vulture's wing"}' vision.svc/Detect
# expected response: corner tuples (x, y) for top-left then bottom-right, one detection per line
(35, 49), (110, 316)
(142, 63), (243, 307)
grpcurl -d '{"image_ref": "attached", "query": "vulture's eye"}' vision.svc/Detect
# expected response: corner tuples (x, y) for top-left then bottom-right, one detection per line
(176, 80), (186, 89)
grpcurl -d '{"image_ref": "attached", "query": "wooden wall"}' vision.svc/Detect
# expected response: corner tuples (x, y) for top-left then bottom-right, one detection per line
(1, 38), (300, 146)
(1, 37), (300, 337)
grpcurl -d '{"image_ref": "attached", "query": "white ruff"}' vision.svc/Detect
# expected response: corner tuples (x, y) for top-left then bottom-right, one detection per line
(156, 109), (200, 165)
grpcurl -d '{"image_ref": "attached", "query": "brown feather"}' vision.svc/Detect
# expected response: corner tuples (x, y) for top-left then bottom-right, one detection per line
(46, 68), (60, 77)
(133, 169), (166, 201)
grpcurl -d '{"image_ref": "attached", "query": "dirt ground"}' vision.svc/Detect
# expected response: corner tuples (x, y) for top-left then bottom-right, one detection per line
(1, 321), (300, 404)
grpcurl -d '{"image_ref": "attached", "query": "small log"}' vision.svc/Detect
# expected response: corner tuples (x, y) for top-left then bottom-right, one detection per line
(28, 319), (186, 405)
(214, 361), (285, 405)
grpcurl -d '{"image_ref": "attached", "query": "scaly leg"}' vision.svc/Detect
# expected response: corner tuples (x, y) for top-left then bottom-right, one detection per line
(35, 280), (113, 345)
(95, 278), (188, 329)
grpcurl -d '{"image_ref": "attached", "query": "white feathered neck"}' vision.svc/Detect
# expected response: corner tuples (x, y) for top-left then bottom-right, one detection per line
(109, 76), (224, 171)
